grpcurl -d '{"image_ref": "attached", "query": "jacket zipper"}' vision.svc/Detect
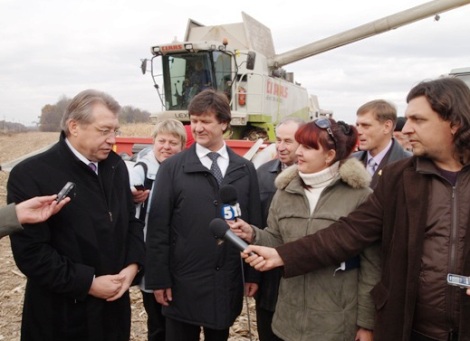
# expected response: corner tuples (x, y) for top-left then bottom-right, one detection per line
(447, 185), (458, 331)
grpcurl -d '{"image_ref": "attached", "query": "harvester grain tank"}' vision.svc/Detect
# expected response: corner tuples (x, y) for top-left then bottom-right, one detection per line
(142, 0), (470, 142)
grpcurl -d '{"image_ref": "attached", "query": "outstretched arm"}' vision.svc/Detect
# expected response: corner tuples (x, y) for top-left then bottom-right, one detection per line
(16, 195), (71, 224)
(241, 245), (284, 271)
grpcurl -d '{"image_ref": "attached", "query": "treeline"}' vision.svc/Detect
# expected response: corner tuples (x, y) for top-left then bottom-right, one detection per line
(0, 121), (30, 133)
(39, 95), (151, 132)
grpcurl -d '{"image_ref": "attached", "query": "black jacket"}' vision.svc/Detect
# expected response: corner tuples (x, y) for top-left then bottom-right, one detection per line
(257, 159), (281, 228)
(255, 158), (283, 312)
(145, 144), (262, 329)
(8, 133), (145, 341)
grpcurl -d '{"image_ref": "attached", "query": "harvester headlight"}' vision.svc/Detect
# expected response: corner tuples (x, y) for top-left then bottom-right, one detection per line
(151, 46), (161, 55)
(184, 43), (193, 51)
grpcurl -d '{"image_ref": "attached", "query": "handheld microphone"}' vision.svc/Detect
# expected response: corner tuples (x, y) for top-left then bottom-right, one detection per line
(209, 218), (254, 255)
(219, 185), (241, 221)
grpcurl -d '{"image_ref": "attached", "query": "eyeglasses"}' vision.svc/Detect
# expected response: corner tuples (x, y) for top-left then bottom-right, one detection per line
(94, 126), (122, 138)
(314, 118), (337, 149)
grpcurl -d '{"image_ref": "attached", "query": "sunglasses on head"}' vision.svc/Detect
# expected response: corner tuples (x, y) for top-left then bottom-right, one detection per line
(314, 118), (337, 149)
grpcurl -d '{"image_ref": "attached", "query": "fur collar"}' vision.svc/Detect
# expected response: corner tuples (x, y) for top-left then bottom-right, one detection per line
(275, 158), (371, 190)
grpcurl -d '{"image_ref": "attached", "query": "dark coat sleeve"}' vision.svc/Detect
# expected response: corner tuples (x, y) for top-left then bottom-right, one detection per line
(245, 161), (262, 228)
(145, 161), (174, 290)
(256, 160), (278, 227)
(241, 161), (263, 283)
(118, 162), (146, 284)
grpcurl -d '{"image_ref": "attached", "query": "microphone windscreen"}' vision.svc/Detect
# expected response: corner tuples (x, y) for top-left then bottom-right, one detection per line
(209, 218), (229, 239)
(219, 185), (238, 205)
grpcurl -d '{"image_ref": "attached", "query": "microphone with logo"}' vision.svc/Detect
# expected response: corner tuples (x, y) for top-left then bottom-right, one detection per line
(209, 218), (255, 256)
(219, 185), (241, 221)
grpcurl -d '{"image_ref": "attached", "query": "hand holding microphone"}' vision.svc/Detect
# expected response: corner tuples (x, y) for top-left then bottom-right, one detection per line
(209, 219), (281, 270)
(227, 218), (255, 244)
(219, 185), (255, 242)
(209, 218), (256, 256)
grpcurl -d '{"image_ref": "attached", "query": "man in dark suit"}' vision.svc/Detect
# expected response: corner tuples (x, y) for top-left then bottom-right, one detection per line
(350, 99), (412, 337)
(145, 89), (262, 341)
(352, 99), (412, 189)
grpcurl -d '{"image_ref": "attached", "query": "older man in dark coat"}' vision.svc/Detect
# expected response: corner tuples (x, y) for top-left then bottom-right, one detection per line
(8, 89), (145, 341)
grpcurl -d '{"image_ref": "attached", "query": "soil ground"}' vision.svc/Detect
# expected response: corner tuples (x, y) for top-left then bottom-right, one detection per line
(0, 129), (258, 341)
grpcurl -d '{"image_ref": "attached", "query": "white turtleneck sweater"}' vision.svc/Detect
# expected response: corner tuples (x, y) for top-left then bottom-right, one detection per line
(298, 161), (340, 214)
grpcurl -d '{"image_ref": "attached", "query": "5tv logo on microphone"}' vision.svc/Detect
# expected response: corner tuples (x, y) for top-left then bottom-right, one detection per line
(222, 203), (241, 220)
(219, 185), (241, 221)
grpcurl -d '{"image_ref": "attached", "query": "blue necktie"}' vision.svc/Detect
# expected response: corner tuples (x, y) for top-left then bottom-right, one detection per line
(368, 158), (377, 175)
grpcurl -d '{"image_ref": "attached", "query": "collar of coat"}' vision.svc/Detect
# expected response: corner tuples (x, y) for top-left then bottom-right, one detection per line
(58, 131), (124, 172)
(274, 158), (371, 191)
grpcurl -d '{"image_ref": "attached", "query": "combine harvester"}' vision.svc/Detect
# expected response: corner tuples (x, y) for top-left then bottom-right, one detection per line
(114, 0), (470, 163)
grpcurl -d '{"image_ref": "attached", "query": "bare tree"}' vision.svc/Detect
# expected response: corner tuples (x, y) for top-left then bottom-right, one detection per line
(39, 97), (151, 131)
(119, 106), (151, 123)
(39, 96), (71, 132)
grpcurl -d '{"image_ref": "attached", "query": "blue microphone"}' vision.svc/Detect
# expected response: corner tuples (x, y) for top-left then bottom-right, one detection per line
(219, 185), (241, 221)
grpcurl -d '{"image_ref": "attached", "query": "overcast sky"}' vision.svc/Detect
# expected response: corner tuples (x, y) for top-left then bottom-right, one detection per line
(1, 0), (469, 126)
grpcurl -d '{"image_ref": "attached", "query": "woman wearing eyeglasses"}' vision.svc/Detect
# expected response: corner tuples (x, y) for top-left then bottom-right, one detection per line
(229, 118), (378, 341)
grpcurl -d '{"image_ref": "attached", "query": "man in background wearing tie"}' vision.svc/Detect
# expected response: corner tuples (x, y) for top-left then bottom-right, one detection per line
(8, 89), (145, 341)
(145, 89), (262, 340)
(349, 99), (412, 336)
(353, 99), (412, 189)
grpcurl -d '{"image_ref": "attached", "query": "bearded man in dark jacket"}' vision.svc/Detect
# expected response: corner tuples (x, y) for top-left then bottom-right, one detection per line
(8, 89), (145, 341)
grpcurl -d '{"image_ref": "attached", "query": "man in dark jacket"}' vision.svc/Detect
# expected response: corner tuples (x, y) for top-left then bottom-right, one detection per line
(242, 77), (470, 341)
(351, 99), (411, 339)
(352, 99), (412, 189)
(8, 89), (145, 341)
(255, 117), (304, 341)
(145, 89), (262, 341)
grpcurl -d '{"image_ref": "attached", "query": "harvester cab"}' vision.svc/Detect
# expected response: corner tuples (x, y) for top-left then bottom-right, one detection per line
(142, 12), (320, 141)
